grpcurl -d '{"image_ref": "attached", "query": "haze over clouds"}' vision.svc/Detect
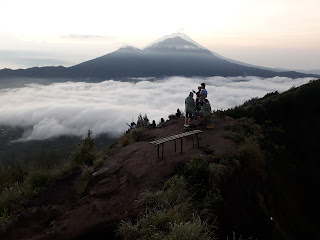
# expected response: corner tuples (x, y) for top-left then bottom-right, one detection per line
(0, 76), (313, 140)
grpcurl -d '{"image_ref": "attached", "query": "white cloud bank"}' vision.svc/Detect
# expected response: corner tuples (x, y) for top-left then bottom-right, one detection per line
(0, 76), (314, 140)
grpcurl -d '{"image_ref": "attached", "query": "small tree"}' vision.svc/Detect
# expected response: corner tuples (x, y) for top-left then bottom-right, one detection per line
(71, 130), (95, 166)
(137, 114), (149, 128)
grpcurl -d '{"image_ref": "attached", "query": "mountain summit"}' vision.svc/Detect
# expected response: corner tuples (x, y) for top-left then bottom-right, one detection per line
(143, 32), (206, 50)
(0, 33), (319, 80)
(144, 36), (212, 55)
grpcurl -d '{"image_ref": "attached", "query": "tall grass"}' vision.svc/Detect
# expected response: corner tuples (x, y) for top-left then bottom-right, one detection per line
(118, 175), (217, 240)
(117, 127), (149, 148)
(117, 152), (244, 240)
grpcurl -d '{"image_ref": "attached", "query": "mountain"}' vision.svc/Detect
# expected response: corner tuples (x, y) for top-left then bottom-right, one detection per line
(297, 69), (320, 75)
(0, 33), (319, 80)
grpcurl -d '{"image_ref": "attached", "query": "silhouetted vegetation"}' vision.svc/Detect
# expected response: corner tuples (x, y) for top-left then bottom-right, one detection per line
(136, 114), (150, 128)
(219, 79), (320, 239)
(0, 130), (115, 223)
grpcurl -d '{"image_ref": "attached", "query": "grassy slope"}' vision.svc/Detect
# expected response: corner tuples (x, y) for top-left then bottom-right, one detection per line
(118, 79), (320, 240)
(222, 79), (320, 239)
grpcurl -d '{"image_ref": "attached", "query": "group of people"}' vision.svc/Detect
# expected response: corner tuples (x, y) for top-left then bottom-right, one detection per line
(185, 82), (211, 126)
(126, 118), (164, 133)
(126, 83), (210, 132)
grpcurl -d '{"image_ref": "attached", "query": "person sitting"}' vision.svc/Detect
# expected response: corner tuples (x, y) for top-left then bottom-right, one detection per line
(185, 92), (196, 126)
(126, 122), (136, 133)
(195, 99), (211, 119)
(202, 99), (211, 119)
(150, 120), (156, 128)
(175, 108), (181, 118)
(157, 118), (166, 128)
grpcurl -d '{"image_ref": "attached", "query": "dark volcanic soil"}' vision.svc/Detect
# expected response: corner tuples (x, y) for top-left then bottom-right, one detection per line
(0, 117), (236, 240)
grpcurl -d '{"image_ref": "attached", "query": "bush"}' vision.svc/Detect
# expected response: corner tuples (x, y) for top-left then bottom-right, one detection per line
(166, 216), (213, 240)
(71, 130), (95, 166)
(118, 174), (216, 240)
(184, 154), (210, 197)
(223, 118), (258, 144)
(168, 114), (178, 120)
(118, 127), (148, 148)
(137, 114), (150, 128)
(74, 166), (94, 198)
(29, 170), (53, 189)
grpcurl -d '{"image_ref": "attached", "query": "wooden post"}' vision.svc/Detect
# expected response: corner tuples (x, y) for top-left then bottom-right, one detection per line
(192, 134), (194, 148)
(196, 133), (200, 148)
(162, 143), (164, 158)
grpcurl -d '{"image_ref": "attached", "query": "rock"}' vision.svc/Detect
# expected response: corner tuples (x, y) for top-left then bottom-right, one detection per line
(202, 145), (214, 154)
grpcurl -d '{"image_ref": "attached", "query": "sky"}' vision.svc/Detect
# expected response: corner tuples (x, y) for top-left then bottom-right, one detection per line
(0, 0), (319, 71)
(0, 76), (313, 140)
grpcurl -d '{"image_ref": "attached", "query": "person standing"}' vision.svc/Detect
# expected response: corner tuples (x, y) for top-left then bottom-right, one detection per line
(199, 83), (208, 107)
(185, 92), (196, 126)
(193, 86), (202, 111)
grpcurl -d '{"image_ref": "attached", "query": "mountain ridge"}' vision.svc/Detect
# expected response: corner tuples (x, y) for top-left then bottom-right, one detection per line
(0, 34), (319, 80)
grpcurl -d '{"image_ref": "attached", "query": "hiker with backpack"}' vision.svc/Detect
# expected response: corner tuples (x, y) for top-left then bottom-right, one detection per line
(185, 92), (196, 126)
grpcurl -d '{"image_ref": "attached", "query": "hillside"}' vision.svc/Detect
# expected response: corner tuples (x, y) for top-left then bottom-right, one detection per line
(1, 79), (319, 239)
(220, 78), (320, 239)
(0, 118), (236, 239)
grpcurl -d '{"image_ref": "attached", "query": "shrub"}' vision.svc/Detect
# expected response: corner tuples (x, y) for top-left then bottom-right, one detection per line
(117, 127), (148, 148)
(208, 163), (229, 186)
(168, 114), (178, 120)
(166, 216), (214, 240)
(118, 220), (141, 240)
(118, 174), (216, 240)
(29, 170), (54, 189)
(74, 166), (94, 198)
(71, 130), (95, 166)
(137, 114), (150, 128)
(236, 141), (265, 175)
(223, 118), (258, 144)
(184, 154), (210, 195)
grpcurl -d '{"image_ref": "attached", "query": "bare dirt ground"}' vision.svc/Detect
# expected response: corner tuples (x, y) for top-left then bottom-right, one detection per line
(0, 117), (236, 240)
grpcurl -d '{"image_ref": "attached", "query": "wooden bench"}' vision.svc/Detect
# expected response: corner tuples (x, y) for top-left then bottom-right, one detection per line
(150, 130), (203, 158)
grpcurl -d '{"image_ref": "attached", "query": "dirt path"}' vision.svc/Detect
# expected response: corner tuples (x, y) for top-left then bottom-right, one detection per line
(0, 118), (236, 240)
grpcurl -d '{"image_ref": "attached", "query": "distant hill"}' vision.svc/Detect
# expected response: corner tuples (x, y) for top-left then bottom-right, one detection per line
(0, 33), (319, 81)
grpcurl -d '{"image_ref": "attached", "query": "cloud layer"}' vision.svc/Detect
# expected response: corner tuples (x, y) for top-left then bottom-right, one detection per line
(0, 76), (313, 140)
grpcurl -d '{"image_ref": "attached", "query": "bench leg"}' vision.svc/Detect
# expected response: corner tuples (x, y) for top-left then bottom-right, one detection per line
(174, 139), (176, 152)
(180, 138), (183, 153)
(192, 134), (194, 148)
(196, 133), (200, 148)
(157, 145), (160, 157)
(162, 143), (164, 158)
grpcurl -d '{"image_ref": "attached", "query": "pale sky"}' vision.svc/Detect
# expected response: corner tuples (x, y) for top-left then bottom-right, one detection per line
(0, 0), (319, 70)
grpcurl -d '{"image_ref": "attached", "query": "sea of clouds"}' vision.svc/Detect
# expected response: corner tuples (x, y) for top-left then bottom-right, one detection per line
(0, 76), (313, 140)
